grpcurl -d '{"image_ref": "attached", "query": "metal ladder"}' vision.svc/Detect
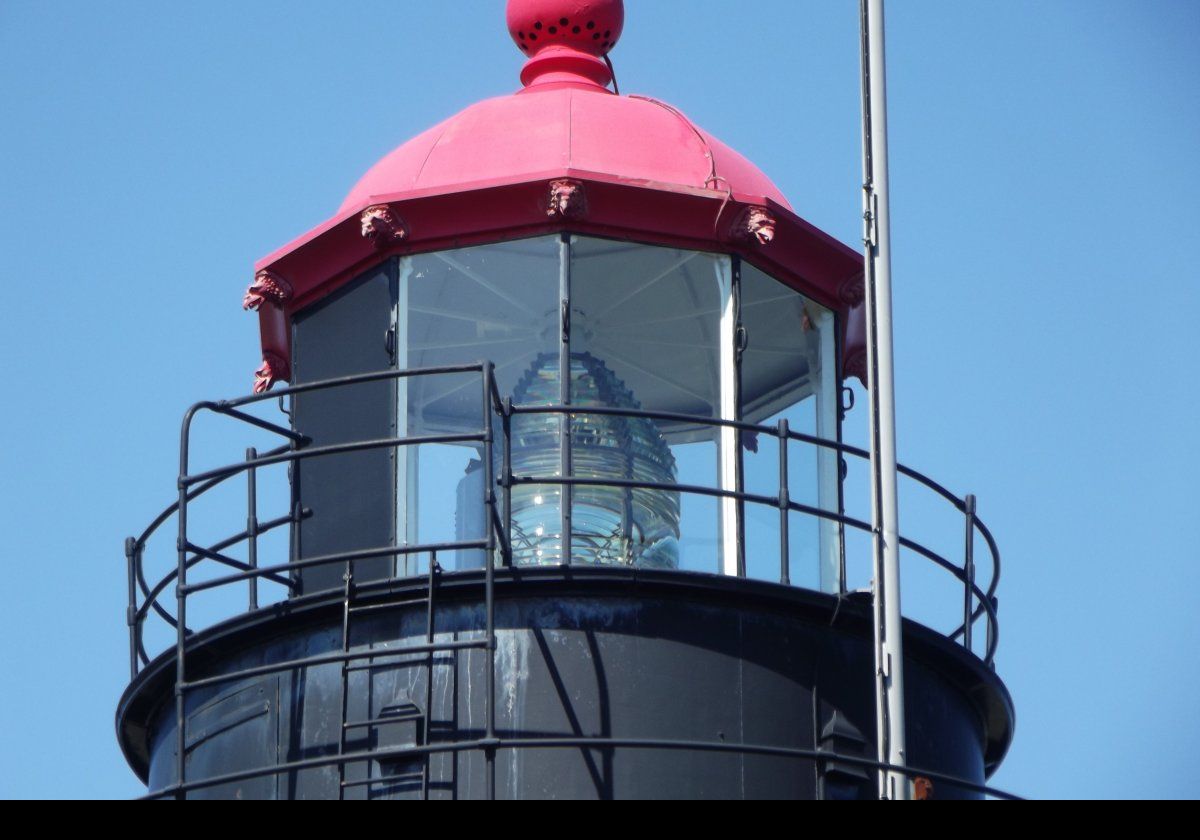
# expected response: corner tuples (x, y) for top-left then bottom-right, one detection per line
(335, 551), (453, 800)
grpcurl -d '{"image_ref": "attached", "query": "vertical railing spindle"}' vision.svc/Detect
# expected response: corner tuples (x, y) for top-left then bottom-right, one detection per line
(777, 419), (791, 586)
(502, 397), (513, 568)
(246, 447), (259, 611)
(174, 414), (193, 799)
(481, 362), (497, 800)
(962, 493), (977, 655)
(125, 537), (139, 680)
(423, 549), (437, 800)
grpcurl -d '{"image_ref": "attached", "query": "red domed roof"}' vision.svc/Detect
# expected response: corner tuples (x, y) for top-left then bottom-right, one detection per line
(340, 85), (789, 216)
(248, 0), (865, 393)
(340, 0), (786, 214)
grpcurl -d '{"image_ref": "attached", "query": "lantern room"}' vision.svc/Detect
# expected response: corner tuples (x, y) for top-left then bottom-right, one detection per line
(249, 0), (864, 595)
(117, 0), (1012, 800)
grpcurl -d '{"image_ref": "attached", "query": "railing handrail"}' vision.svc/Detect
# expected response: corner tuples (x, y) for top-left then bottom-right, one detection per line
(509, 399), (1001, 635)
(126, 362), (1001, 681)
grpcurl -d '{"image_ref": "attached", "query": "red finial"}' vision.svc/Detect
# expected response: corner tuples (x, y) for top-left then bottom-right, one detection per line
(507, 0), (624, 90)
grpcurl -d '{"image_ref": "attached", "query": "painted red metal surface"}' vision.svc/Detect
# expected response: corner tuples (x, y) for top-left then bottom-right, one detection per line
(337, 87), (790, 215)
(508, 0), (622, 90)
(248, 0), (866, 389)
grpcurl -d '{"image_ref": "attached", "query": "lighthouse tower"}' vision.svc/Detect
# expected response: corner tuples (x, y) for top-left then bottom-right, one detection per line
(117, 0), (1013, 799)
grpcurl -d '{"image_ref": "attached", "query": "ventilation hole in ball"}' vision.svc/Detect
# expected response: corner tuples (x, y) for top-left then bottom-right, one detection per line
(573, 26), (581, 34)
(530, 32), (538, 41)
(593, 33), (601, 40)
(534, 21), (542, 30)
(587, 21), (596, 30)
(560, 17), (569, 26)
(519, 32), (525, 40)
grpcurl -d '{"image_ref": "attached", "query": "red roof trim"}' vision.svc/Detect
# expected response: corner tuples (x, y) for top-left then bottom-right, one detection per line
(251, 176), (866, 391)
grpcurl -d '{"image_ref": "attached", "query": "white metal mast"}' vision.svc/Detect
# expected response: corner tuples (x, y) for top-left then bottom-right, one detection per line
(859, 0), (909, 800)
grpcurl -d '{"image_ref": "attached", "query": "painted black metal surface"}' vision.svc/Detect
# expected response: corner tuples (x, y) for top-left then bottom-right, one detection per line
(291, 263), (397, 594)
(122, 272), (1013, 799)
(118, 570), (1013, 800)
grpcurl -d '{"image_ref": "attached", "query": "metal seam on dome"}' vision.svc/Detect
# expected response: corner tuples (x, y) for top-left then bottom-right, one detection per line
(629, 95), (719, 189)
(413, 121), (452, 193)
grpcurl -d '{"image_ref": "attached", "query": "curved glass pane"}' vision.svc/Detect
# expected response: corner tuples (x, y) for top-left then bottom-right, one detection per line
(386, 236), (839, 587)
(739, 262), (840, 591)
(396, 236), (560, 572)
(568, 237), (734, 572)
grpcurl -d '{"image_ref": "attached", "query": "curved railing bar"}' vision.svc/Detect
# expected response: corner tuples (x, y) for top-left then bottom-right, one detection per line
(512, 402), (1000, 577)
(134, 611), (150, 667)
(159, 360), (487, 581)
(142, 734), (1021, 801)
(513, 473), (875, 535)
(181, 432), (486, 488)
(186, 511), (299, 584)
(136, 512), (299, 627)
(974, 518), (1002, 603)
(179, 539), (488, 598)
(131, 442), (295, 629)
(129, 363), (1003, 677)
(214, 362), (487, 410)
(138, 433), (483, 627)
(133, 371), (487, 658)
(513, 472), (997, 658)
(898, 535), (999, 664)
(511, 400), (1000, 655)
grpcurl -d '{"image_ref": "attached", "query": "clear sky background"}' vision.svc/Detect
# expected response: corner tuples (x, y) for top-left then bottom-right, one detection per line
(1, 1), (1197, 799)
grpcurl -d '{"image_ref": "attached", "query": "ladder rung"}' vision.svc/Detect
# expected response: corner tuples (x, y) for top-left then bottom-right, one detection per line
(343, 638), (488, 673)
(344, 703), (423, 730)
(341, 770), (425, 790)
(348, 598), (430, 616)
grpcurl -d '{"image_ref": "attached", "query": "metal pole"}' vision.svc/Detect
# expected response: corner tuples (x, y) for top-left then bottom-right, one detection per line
(859, 0), (908, 800)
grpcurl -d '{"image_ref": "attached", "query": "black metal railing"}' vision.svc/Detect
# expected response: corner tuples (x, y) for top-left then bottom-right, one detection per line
(124, 361), (1007, 799)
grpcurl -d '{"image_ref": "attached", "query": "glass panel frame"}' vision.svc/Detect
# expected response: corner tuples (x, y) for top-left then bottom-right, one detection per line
(738, 259), (843, 592)
(568, 235), (737, 573)
(380, 233), (842, 588)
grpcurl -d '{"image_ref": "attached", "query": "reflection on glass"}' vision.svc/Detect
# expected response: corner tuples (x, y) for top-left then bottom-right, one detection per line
(395, 237), (560, 572)
(507, 352), (680, 567)
(569, 236), (734, 572)
(383, 235), (839, 588)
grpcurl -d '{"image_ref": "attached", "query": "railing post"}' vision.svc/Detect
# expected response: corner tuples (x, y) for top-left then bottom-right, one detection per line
(423, 549), (438, 800)
(337, 561), (353, 799)
(125, 537), (139, 681)
(962, 494), (977, 654)
(481, 361), (497, 799)
(246, 447), (259, 611)
(502, 397), (513, 568)
(174, 417), (192, 800)
(559, 234), (573, 569)
(777, 419), (791, 586)
(987, 595), (998, 670)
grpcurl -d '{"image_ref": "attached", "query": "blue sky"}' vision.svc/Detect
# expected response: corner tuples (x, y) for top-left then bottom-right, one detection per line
(1, 1), (1196, 799)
